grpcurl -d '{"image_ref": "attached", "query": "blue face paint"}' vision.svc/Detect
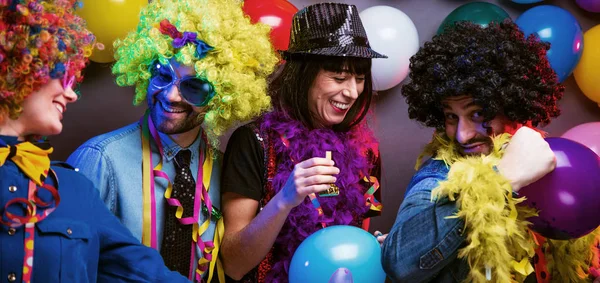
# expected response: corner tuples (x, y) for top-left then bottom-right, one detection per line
(147, 61), (215, 107)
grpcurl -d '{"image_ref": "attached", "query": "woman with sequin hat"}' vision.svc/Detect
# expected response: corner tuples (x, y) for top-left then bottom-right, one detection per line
(0, 1), (190, 282)
(220, 3), (387, 282)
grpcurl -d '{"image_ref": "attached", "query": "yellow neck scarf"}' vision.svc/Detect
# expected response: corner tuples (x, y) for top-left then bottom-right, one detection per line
(0, 141), (53, 186)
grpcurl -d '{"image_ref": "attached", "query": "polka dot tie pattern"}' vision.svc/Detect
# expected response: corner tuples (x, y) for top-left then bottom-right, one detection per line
(23, 223), (35, 282)
(532, 232), (549, 283)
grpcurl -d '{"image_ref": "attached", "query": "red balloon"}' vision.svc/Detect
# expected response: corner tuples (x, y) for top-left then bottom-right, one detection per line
(243, 0), (298, 51)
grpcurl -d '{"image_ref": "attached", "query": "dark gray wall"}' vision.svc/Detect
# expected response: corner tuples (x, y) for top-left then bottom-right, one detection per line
(51, 0), (600, 233)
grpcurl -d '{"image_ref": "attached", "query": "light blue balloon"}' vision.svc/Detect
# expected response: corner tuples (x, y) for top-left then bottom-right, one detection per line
(289, 225), (386, 283)
(329, 268), (354, 283)
(511, 0), (544, 3)
(515, 5), (584, 82)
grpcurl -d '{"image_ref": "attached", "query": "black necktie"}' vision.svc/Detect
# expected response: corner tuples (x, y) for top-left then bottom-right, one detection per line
(161, 149), (195, 277)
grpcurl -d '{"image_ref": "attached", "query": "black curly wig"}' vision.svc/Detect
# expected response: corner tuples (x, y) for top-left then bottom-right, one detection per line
(402, 20), (565, 129)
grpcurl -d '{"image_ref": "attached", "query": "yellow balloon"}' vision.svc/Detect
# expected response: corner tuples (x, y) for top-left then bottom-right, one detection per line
(574, 25), (600, 104)
(77, 0), (148, 63)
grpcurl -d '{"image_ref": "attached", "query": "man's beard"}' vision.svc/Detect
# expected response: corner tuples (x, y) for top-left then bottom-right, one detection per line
(150, 99), (203, 135)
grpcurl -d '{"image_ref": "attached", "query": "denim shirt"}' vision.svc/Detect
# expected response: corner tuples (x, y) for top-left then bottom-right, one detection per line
(0, 136), (189, 283)
(382, 159), (468, 283)
(67, 122), (221, 274)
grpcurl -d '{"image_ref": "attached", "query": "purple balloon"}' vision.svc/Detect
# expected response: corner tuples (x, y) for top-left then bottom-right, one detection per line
(329, 268), (354, 283)
(576, 0), (600, 13)
(562, 122), (600, 156)
(520, 137), (600, 240)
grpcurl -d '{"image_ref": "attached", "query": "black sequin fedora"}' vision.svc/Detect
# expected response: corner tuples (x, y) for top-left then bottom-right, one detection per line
(281, 3), (387, 59)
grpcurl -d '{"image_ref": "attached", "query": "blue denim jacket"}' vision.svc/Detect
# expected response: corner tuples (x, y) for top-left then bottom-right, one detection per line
(382, 159), (469, 283)
(67, 122), (221, 275)
(0, 136), (189, 283)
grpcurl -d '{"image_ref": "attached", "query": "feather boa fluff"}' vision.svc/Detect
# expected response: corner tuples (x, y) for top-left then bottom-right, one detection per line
(259, 110), (379, 282)
(424, 133), (600, 283)
(544, 229), (600, 283)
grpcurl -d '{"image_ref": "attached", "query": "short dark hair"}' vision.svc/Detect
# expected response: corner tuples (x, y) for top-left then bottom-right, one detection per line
(269, 54), (373, 132)
(402, 20), (565, 130)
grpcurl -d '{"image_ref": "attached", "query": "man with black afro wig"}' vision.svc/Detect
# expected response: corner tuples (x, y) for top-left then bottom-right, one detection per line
(382, 20), (600, 283)
(403, 20), (563, 132)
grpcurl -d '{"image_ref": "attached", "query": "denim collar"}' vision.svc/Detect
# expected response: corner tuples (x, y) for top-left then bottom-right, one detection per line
(156, 128), (204, 162)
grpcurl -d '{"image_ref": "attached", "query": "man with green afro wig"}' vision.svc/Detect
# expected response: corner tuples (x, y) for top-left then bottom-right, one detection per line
(68, 0), (279, 282)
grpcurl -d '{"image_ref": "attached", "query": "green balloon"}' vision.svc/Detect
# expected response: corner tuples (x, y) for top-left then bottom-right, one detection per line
(437, 2), (511, 35)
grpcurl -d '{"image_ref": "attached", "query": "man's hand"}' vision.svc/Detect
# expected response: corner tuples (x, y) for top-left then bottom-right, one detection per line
(496, 127), (556, 192)
(374, 231), (387, 247)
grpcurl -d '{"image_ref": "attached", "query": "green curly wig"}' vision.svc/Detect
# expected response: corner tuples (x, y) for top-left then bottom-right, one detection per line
(112, 0), (279, 145)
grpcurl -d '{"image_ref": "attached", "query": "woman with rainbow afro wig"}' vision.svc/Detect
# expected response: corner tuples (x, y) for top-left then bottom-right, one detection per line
(1, 1), (191, 283)
(1, 0), (93, 122)
(68, 0), (279, 282)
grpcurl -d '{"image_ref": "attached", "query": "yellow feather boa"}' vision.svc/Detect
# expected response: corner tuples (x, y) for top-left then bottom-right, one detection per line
(419, 133), (600, 283)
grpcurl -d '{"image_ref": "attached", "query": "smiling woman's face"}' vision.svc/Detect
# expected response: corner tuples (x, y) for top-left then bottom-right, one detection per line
(10, 79), (78, 138)
(307, 69), (365, 128)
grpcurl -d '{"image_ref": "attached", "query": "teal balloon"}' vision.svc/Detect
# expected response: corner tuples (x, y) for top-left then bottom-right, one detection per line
(512, 0), (544, 3)
(289, 225), (386, 283)
(438, 2), (511, 34)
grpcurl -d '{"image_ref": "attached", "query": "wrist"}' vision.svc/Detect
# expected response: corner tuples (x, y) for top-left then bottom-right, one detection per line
(272, 193), (294, 214)
(494, 163), (522, 193)
(510, 181), (522, 193)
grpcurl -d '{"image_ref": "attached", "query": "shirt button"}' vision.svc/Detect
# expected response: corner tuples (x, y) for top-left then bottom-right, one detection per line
(7, 273), (16, 282)
(8, 228), (16, 236)
(458, 228), (463, 234)
(67, 228), (73, 235)
(8, 186), (17, 193)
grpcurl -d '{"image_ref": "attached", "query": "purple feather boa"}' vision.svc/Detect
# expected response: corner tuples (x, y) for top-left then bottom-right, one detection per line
(259, 110), (379, 282)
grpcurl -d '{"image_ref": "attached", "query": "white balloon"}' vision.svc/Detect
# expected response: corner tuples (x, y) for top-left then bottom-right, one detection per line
(360, 6), (419, 91)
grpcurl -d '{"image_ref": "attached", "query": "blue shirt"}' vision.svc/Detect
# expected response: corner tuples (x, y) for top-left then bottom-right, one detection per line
(382, 159), (468, 283)
(0, 136), (190, 283)
(67, 122), (221, 274)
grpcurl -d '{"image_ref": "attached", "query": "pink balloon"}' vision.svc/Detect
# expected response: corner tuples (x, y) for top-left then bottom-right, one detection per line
(561, 122), (600, 156)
